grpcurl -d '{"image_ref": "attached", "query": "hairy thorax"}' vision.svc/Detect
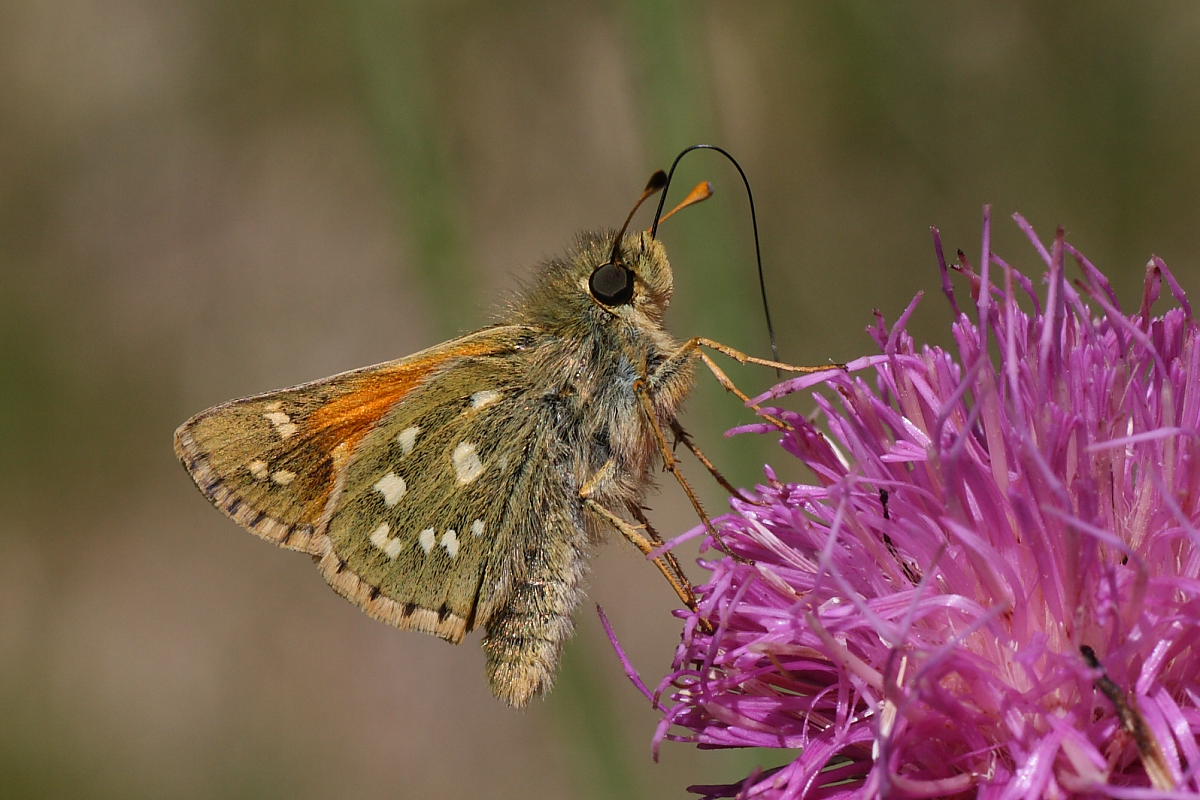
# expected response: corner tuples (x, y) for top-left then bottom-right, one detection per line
(530, 321), (693, 516)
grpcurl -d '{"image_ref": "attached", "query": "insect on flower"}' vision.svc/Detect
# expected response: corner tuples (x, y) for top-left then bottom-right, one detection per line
(175, 146), (836, 707)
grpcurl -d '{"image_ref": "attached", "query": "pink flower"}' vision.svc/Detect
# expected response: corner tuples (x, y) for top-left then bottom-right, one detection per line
(641, 210), (1200, 798)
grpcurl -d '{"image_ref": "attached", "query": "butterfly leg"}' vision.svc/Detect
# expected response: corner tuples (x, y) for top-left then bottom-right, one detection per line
(579, 470), (698, 612)
(623, 502), (715, 634)
(668, 418), (758, 503)
(625, 501), (689, 595)
(640, 337), (833, 551)
(657, 337), (841, 430)
(632, 379), (747, 561)
(692, 336), (841, 374)
(580, 497), (697, 611)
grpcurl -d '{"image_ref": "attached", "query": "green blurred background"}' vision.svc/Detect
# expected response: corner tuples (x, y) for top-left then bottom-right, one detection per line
(4, 2), (1200, 798)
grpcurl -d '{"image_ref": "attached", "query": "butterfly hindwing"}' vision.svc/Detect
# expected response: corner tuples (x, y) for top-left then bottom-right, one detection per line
(317, 340), (559, 644)
(174, 326), (537, 557)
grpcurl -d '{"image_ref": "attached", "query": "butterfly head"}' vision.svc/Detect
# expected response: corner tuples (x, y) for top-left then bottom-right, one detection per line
(511, 229), (674, 333)
(581, 169), (676, 325)
(512, 170), (690, 334)
(590, 228), (674, 311)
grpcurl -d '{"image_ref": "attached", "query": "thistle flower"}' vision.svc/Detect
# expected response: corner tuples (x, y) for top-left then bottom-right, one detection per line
(638, 211), (1200, 798)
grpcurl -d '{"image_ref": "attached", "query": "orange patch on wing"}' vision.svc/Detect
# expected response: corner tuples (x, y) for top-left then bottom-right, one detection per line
(308, 341), (504, 457)
(308, 366), (430, 452)
(275, 340), (508, 524)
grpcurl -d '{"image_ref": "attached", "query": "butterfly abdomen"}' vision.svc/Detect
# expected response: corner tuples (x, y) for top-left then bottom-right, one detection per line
(481, 502), (592, 707)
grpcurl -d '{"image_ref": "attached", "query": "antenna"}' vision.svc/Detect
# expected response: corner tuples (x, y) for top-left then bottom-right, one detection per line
(654, 181), (713, 227)
(650, 145), (780, 369)
(609, 170), (667, 265)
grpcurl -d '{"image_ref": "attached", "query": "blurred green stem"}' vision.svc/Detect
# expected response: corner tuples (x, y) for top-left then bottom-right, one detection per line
(347, 1), (474, 336)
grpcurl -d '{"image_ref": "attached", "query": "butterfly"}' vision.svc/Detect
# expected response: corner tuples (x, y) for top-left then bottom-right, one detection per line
(175, 154), (830, 707)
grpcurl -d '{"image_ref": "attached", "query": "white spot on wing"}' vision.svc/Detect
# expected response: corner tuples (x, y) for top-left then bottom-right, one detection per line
(452, 442), (484, 484)
(263, 411), (298, 439)
(418, 528), (436, 554)
(248, 460), (269, 480)
(469, 390), (502, 410)
(441, 529), (459, 558)
(372, 472), (407, 506)
(397, 426), (420, 455)
(271, 469), (296, 486)
(370, 522), (403, 559)
(471, 519), (484, 537)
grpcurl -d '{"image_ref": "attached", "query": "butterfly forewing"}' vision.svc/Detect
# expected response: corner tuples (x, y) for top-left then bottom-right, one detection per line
(174, 326), (536, 559)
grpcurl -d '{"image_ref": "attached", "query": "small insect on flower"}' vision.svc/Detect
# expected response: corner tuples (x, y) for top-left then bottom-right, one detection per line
(646, 209), (1200, 797)
(174, 147), (835, 707)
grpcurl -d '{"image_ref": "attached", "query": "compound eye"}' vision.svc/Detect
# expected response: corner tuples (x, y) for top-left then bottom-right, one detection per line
(589, 262), (635, 306)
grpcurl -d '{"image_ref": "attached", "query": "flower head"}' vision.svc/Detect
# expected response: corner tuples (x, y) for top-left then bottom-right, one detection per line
(651, 211), (1200, 798)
